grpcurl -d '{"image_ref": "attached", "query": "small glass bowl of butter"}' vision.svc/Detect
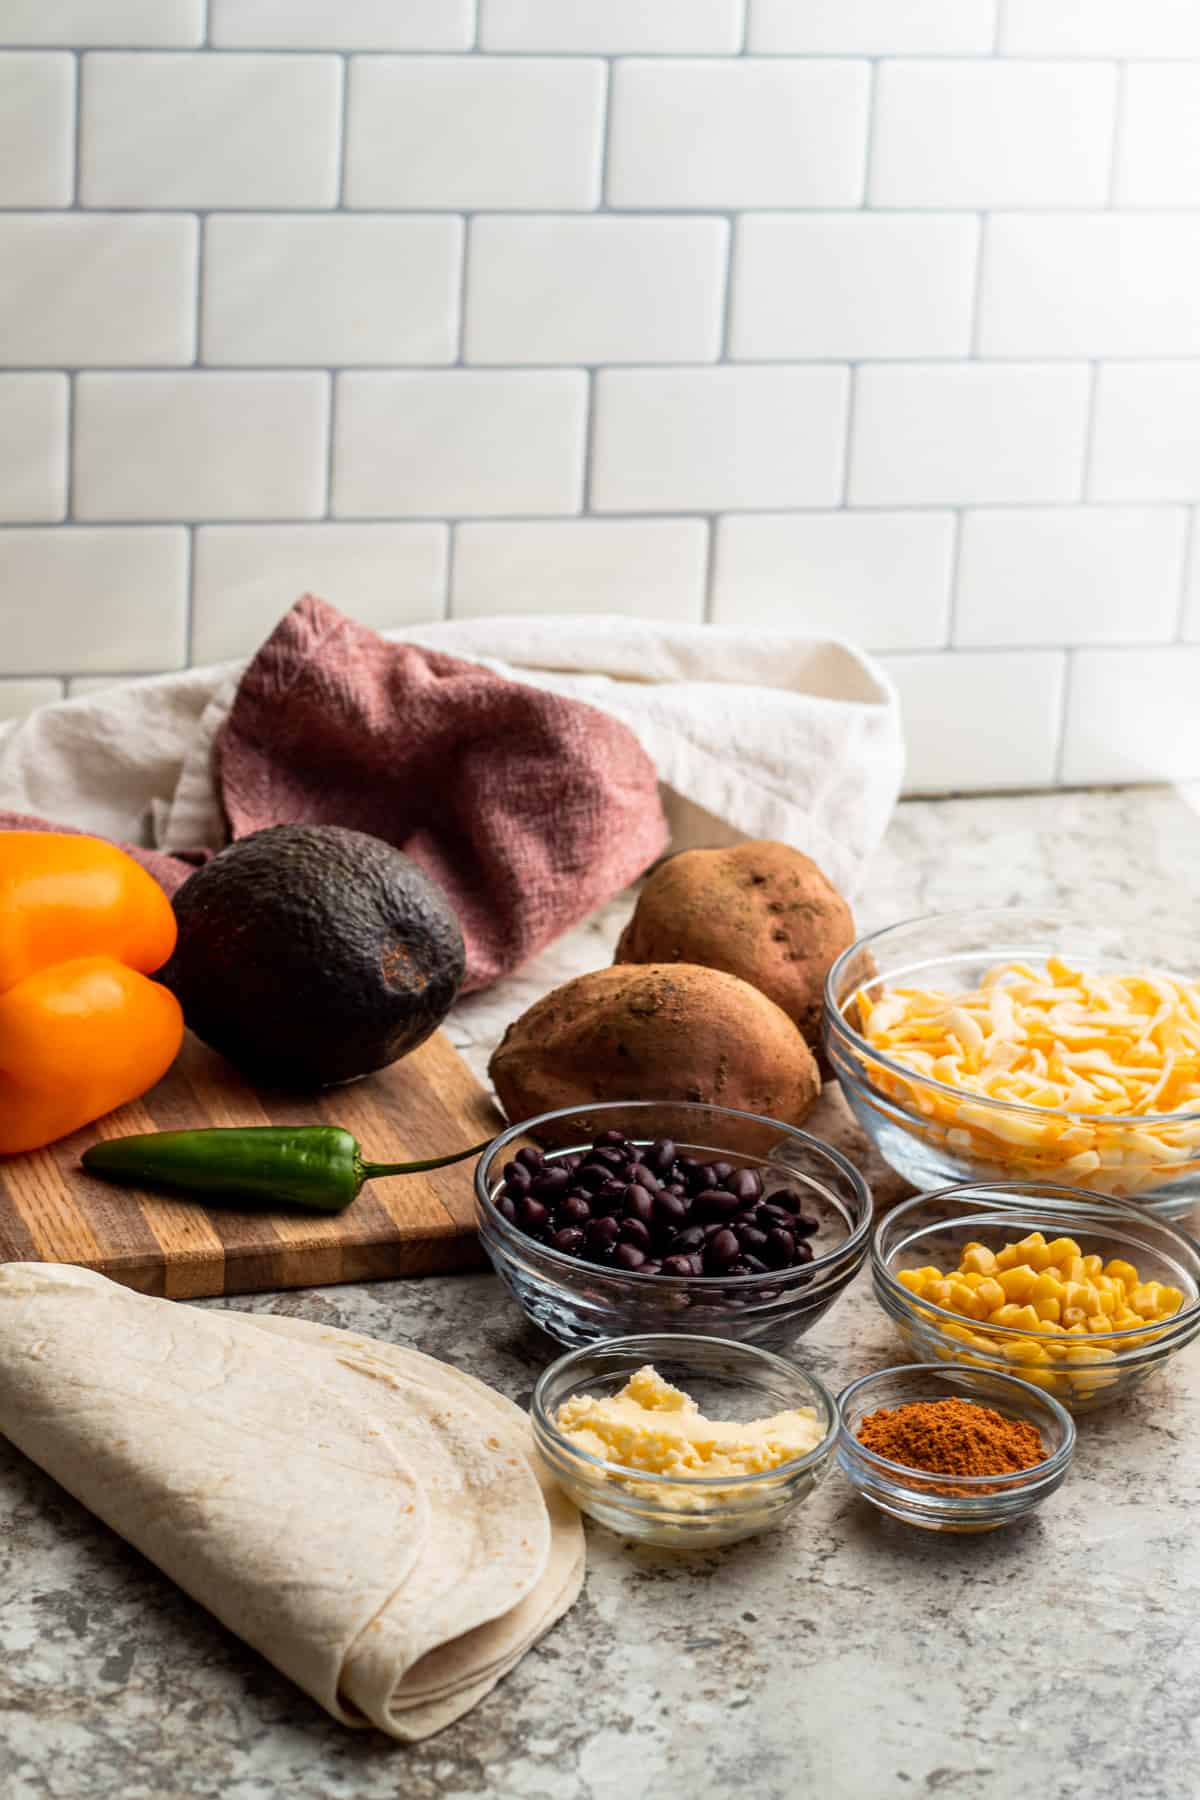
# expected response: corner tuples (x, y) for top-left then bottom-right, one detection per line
(531, 1333), (839, 1547)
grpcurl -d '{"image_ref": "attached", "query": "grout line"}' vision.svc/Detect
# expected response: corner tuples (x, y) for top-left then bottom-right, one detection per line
(859, 58), (880, 207)
(469, 0), (481, 52)
(10, 45), (1200, 59)
(967, 213), (989, 357)
(1050, 650), (1072, 784)
(1106, 62), (1127, 207)
(992, 0), (1007, 54)
(202, 0), (211, 49)
(192, 214), (206, 365)
(1079, 360), (1102, 502)
(455, 215), (472, 364)
(944, 509), (966, 647)
(837, 364), (858, 507)
(597, 56), (614, 209)
(737, 0), (750, 54)
(580, 370), (598, 511)
(184, 524), (196, 660)
(70, 51), (83, 207)
(323, 371), (338, 518)
(1175, 506), (1197, 641)
(700, 515), (718, 622)
(63, 373), (75, 520)
(12, 202), (1200, 217)
(716, 214), (737, 359)
(334, 55), (349, 206)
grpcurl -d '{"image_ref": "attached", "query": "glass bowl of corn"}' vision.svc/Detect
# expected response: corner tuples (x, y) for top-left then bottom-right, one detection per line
(824, 908), (1200, 1215)
(872, 1182), (1200, 1413)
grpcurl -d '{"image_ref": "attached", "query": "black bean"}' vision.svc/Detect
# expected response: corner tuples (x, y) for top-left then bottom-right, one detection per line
(653, 1190), (689, 1227)
(794, 1239), (814, 1264)
(765, 1227), (795, 1268)
(756, 1202), (793, 1229)
(502, 1181), (530, 1206)
(702, 1219), (729, 1237)
(693, 1189), (740, 1221)
(561, 1153), (584, 1173)
(622, 1183), (655, 1225)
(704, 1227), (741, 1272)
(557, 1194), (592, 1226)
(792, 1213), (821, 1238)
(649, 1137), (677, 1172)
(496, 1194), (517, 1222)
(740, 1254), (768, 1274)
(763, 1187), (799, 1211)
(662, 1253), (702, 1278)
(585, 1215), (620, 1255)
(516, 1196), (549, 1234)
(551, 1227), (585, 1256)
(641, 1258), (663, 1275)
(725, 1259), (752, 1276)
(593, 1128), (630, 1150)
(613, 1242), (647, 1271)
(515, 1146), (545, 1173)
(695, 1164), (722, 1192)
(709, 1161), (735, 1184)
(667, 1225), (706, 1255)
(576, 1163), (610, 1193)
(727, 1168), (763, 1202)
(531, 1168), (570, 1201)
(665, 1181), (687, 1197)
(736, 1224), (769, 1254)
(627, 1162), (660, 1192)
(503, 1160), (532, 1189)
(676, 1156), (705, 1188)
(589, 1146), (628, 1169)
(619, 1217), (652, 1251)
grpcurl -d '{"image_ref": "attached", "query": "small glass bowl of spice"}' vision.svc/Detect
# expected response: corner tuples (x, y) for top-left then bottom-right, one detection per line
(836, 1364), (1075, 1532)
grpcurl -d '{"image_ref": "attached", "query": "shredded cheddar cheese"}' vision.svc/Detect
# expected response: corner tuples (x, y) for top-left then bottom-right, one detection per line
(856, 958), (1200, 1197)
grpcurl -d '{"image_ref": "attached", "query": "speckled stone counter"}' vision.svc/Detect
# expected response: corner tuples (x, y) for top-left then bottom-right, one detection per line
(3, 787), (1199, 1800)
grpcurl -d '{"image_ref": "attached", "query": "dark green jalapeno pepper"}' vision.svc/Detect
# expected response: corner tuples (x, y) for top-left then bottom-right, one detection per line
(81, 1126), (491, 1214)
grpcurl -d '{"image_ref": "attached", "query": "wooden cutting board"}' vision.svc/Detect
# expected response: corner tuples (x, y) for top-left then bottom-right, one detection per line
(0, 1031), (502, 1299)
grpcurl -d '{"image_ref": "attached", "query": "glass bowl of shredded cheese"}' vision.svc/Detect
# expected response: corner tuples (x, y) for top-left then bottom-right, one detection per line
(824, 909), (1200, 1212)
(873, 1183), (1200, 1412)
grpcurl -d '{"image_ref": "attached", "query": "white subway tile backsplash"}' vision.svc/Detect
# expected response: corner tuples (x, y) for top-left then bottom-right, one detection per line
(193, 524), (448, 662)
(1115, 66), (1200, 209)
(0, 374), (67, 523)
(955, 508), (1186, 648)
(81, 53), (341, 209)
(608, 59), (869, 209)
(465, 217), (727, 366)
(712, 511), (954, 649)
(0, 1), (203, 46)
(481, 1), (743, 53)
(74, 374), (329, 522)
(346, 57), (605, 211)
(452, 519), (708, 620)
(0, 528), (188, 673)
(850, 365), (1090, 506)
(0, 54), (74, 205)
(870, 61), (1116, 209)
(1061, 648), (1200, 785)
(210, 0), (474, 50)
(592, 367), (848, 513)
(0, 679), (64, 723)
(883, 651), (1066, 792)
(749, 0), (995, 54)
(1001, 2), (1200, 57)
(0, 215), (196, 367)
(1089, 364), (1200, 502)
(979, 216), (1200, 359)
(730, 214), (977, 361)
(203, 216), (462, 368)
(333, 371), (587, 518)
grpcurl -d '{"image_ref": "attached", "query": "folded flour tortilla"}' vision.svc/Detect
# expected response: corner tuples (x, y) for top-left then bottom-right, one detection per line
(0, 1264), (584, 1740)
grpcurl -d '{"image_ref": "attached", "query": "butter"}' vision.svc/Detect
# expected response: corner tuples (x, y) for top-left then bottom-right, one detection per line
(555, 1365), (822, 1499)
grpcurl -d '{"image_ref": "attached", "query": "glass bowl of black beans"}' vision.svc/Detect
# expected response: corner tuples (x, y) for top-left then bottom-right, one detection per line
(474, 1101), (873, 1350)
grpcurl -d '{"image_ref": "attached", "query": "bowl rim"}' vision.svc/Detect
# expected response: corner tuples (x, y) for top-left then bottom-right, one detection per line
(823, 906), (1200, 1128)
(836, 1361), (1076, 1491)
(531, 1331), (840, 1495)
(873, 1179), (1200, 1348)
(475, 1099), (873, 1292)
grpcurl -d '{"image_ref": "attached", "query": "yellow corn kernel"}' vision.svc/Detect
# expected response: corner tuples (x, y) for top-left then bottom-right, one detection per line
(946, 1277), (977, 1312)
(997, 1264), (1038, 1302)
(959, 1269), (984, 1288)
(1062, 1306), (1088, 1329)
(1016, 1235), (1054, 1272)
(1031, 1269), (1063, 1301)
(974, 1277), (1005, 1313)
(1080, 1253), (1103, 1280)
(960, 1242), (997, 1276)
(1006, 1304), (1042, 1333)
(994, 1244), (1020, 1271)
(1131, 1283), (1163, 1319)
(1104, 1259), (1138, 1289)
(1096, 1287), (1119, 1318)
(1086, 1313), (1117, 1334)
(989, 1303), (1026, 1327)
(1005, 1337), (1049, 1365)
(1014, 1364), (1059, 1391)
(1034, 1294), (1062, 1324)
(1158, 1285), (1185, 1318)
(1045, 1236), (1082, 1269)
(1064, 1322), (1088, 1336)
(1064, 1343), (1115, 1366)
(941, 1321), (978, 1345)
(1113, 1308), (1140, 1330)
(1063, 1255), (1088, 1285)
(926, 1279), (954, 1309)
(897, 1269), (926, 1294)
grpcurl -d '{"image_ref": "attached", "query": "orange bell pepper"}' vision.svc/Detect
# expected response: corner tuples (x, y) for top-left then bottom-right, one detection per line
(0, 832), (184, 1154)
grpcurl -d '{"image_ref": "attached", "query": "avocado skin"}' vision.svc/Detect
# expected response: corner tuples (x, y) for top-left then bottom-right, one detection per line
(158, 824), (466, 1089)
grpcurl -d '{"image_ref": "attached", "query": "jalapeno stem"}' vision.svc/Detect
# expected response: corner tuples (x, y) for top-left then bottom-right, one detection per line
(358, 1137), (494, 1182)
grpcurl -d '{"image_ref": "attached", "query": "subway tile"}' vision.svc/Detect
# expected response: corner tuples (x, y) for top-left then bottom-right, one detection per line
(870, 61), (1116, 208)
(979, 216), (1200, 358)
(1061, 648), (1200, 784)
(74, 374), (329, 522)
(333, 371), (587, 518)
(592, 367), (848, 513)
(0, 375), (67, 523)
(730, 214), (977, 361)
(850, 364), (1090, 507)
(1089, 364), (1200, 502)
(203, 215), (462, 367)
(956, 508), (1186, 648)
(748, 0), (995, 53)
(1115, 65), (1200, 208)
(1001, 1), (1200, 57)
(882, 651), (1066, 793)
(452, 519), (708, 620)
(480, 1), (743, 52)
(465, 216), (727, 365)
(345, 57), (605, 210)
(193, 524), (448, 662)
(0, 680), (64, 725)
(81, 52), (340, 208)
(0, 215), (196, 367)
(210, 0), (473, 50)
(0, 1), (203, 45)
(711, 511), (954, 649)
(608, 58), (869, 208)
(0, 54), (74, 205)
(0, 528), (188, 673)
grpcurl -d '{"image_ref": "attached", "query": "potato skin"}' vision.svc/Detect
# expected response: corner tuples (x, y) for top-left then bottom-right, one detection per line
(488, 962), (820, 1127)
(614, 840), (854, 1049)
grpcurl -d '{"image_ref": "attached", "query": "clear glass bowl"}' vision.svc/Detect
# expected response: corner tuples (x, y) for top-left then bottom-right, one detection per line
(474, 1100), (872, 1351)
(824, 908), (1200, 1214)
(532, 1333), (839, 1547)
(837, 1363), (1076, 1532)
(873, 1182), (1200, 1413)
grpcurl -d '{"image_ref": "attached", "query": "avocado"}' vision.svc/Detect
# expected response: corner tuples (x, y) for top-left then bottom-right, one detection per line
(158, 824), (466, 1089)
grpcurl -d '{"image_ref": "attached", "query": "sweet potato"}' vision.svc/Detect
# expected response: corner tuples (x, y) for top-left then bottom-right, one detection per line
(489, 962), (820, 1127)
(614, 840), (854, 1049)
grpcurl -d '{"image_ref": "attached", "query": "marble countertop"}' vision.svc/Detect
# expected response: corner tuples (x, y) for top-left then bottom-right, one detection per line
(3, 786), (1199, 1800)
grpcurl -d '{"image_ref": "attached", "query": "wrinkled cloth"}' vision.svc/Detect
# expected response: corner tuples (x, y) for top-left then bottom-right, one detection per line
(0, 602), (904, 988)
